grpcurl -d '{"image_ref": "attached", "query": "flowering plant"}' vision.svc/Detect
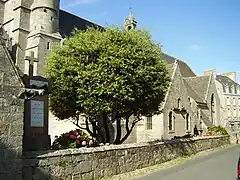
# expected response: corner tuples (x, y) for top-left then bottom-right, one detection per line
(51, 129), (98, 150)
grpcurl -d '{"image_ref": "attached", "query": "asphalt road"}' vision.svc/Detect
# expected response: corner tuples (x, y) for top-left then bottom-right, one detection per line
(137, 145), (240, 180)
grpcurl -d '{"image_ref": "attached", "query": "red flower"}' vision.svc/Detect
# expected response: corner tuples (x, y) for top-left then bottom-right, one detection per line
(73, 130), (79, 136)
(69, 135), (77, 140)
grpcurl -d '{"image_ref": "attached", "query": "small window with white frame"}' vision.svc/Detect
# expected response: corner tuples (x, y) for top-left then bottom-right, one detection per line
(228, 108), (231, 117)
(146, 116), (152, 130)
(234, 109), (237, 117)
(227, 97), (230, 105)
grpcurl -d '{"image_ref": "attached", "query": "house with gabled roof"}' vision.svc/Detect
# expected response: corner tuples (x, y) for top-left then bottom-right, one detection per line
(204, 69), (240, 142)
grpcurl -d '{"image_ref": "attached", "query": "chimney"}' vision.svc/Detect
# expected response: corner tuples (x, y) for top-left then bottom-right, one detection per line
(204, 69), (216, 78)
(220, 72), (237, 82)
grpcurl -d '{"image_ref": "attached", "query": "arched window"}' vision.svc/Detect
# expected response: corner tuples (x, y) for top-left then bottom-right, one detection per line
(169, 111), (173, 131)
(210, 94), (215, 123)
(188, 97), (192, 107)
(47, 41), (51, 50)
(177, 98), (181, 109)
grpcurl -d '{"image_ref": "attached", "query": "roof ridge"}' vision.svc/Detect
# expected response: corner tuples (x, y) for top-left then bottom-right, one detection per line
(160, 62), (178, 111)
(204, 74), (212, 102)
(60, 9), (102, 27)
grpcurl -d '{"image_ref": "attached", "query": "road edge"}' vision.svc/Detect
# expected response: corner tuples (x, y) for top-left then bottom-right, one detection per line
(102, 143), (236, 180)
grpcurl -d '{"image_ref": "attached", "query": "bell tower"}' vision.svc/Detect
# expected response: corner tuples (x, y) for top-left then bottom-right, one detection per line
(124, 8), (137, 30)
(25, 0), (62, 76)
(30, 0), (60, 33)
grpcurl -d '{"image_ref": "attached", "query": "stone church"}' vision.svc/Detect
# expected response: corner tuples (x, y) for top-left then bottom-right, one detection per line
(0, 0), (221, 143)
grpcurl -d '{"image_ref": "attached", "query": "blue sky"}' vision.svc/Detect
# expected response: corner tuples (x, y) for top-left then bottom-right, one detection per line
(60, 0), (240, 81)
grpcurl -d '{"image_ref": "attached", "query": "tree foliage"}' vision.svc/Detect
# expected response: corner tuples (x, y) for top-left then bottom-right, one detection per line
(46, 27), (170, 144)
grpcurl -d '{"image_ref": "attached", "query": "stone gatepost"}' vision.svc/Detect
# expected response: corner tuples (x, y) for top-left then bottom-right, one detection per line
(21, 75), (52, 151)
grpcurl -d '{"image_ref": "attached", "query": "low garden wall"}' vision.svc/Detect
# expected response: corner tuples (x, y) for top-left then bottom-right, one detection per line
(22, 135), (230, 180)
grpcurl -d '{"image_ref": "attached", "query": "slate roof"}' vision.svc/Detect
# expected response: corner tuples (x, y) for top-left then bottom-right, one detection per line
(183, 76), (210, 102)
(200, 109), (213, 127)
(216, 75), (240, 93)
(161, 53), (196, 78)
(183, 79), (203, 103)
(59, 10), (103, 37)
(166, 63), (175, 77)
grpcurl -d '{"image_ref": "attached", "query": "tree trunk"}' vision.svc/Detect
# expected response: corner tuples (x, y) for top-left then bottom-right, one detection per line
(114, 117), (121, 144)
(91, 120), (105, 143)
(119, 116), (136, 144)
(103, 112), (110, 144)
(91, 121), (97, 137)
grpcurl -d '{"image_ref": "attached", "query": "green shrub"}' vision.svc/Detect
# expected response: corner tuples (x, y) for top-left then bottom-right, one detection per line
(207, 125), (228, 135)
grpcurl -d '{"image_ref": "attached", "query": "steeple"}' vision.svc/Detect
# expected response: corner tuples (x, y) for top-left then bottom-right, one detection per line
(124, 8), (137, 30)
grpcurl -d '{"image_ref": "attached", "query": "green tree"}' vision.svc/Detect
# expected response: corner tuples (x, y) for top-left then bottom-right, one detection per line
(46, 27), (170, 144)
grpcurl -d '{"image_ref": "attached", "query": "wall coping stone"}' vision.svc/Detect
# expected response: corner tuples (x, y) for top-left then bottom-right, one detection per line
(23, 135), (229, 159)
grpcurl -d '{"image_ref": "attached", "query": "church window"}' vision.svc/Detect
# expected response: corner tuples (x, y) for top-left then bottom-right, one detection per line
(186, 113), (190, 130)
(51, 16), (54, 21)
(233, 98), (236, 105)
(210, 94), (215, 123)
(44, 8), (47, 13)
(47, 41), (51, 50)
(169, 111), (174, 131)
(177, 98), (181, 109)
(186, 114), (190, 130)
(146, 116), (152, 130)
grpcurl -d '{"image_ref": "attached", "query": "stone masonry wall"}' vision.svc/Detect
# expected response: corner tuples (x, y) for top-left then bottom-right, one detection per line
(0, 39), (25, 179)
(23, 135), (230, 180)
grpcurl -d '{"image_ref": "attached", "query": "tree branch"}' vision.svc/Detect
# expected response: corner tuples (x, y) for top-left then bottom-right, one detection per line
(71, 115), (94, 137)
(85, 118), (94, 137)
(119, 115), (142, 144)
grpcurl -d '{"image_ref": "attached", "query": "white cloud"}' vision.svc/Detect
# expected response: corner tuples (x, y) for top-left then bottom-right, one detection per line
(62, 0), (99, 8)
(189, 44), (202, 51)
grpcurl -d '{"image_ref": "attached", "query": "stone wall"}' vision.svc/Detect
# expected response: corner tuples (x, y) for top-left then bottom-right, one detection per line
(23, 135), (230, 180)
(0, 38), (25, 179)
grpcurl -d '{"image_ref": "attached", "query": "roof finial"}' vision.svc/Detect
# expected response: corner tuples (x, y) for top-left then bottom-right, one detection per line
(124, 7), (137, 30)
(129, 7), (134, 20)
